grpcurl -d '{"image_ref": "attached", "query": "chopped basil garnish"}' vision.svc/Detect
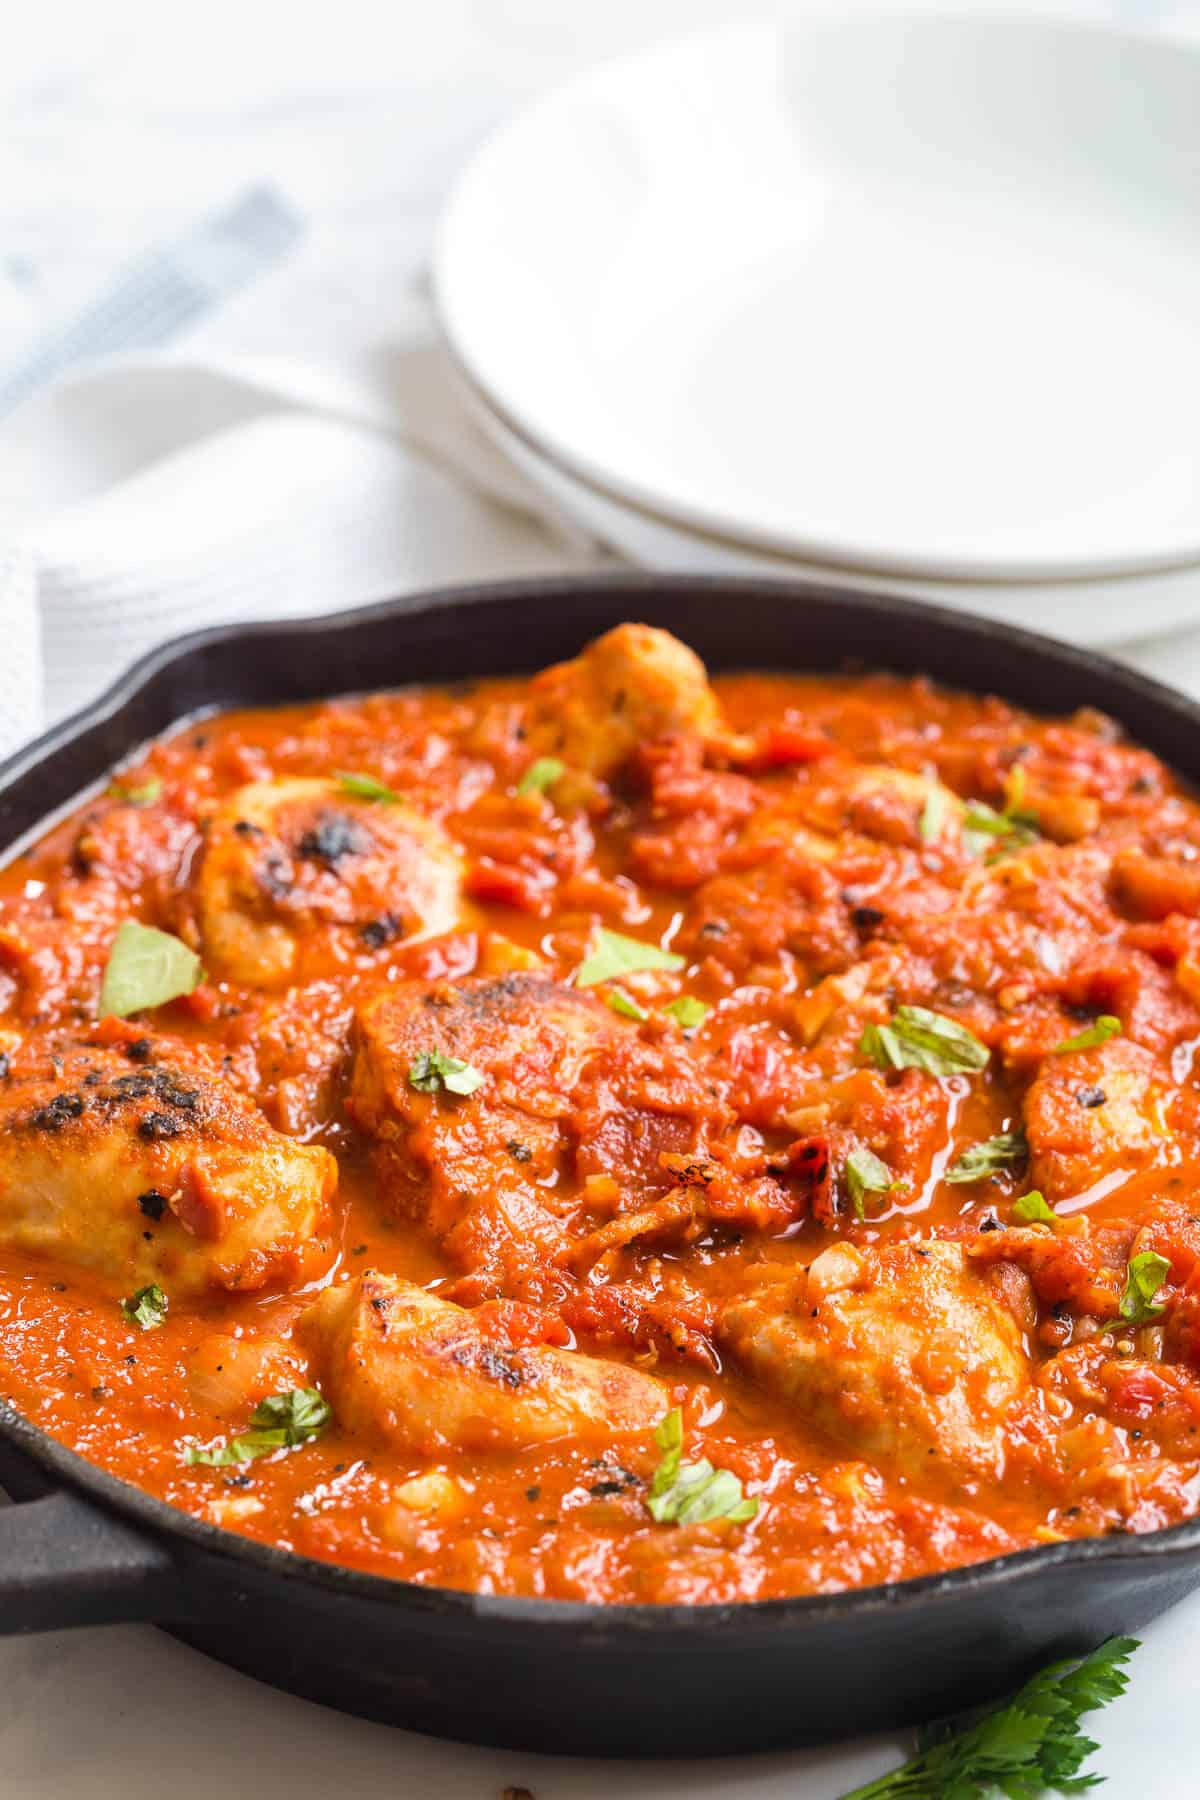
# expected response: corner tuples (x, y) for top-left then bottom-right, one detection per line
(408, 1050), (485, 1097)
(185, 1387), (332, 1467)
(335, 770), (399, 803)
(918, 787), (947, 842)
(1011, 1190), (1056, 1226)
(576, 927), (685, 989)
(99, 921), (202, 1019)
(108, 777), (162, 806)
(517, 756), (565, 796)
(961, 771), (1039, 859)
(839, 1636), (1138, 1800)
(647, 1408), (758, 1527)
(860, 1006), (990, 1078)
(604, 987), (649, 1022)
(946, 1130), (1028, 1184)
(844, 1146), (894, 1221)
(664, 996), (710, 1030)
(121, 1284), (168, 1330)
(1115, 1249), (1170, 1327)
(1054, 1015), (1121, 1054)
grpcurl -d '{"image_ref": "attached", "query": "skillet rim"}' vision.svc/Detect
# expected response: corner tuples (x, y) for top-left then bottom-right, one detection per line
(5, 567), (1200, 1634)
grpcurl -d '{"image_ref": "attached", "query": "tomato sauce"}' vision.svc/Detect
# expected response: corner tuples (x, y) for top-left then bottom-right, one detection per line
(3, 630), (1200, 1604)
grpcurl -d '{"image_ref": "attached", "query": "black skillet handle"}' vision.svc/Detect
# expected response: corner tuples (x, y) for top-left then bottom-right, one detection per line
(0, 1486), (183, 1634)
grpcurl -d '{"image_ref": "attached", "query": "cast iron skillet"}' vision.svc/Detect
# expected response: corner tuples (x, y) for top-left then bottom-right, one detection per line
(2, 574), (1200, 1758)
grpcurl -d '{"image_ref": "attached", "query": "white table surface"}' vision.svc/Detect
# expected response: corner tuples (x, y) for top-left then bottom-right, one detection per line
(3, 1), (1200, 1792)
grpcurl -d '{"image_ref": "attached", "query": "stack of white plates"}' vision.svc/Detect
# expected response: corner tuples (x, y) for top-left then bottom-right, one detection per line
(433, 12), (1200, 645)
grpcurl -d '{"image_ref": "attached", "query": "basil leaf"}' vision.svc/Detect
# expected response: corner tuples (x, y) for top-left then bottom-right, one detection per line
(918, 787), (947, 842)
(335, 770), (399, 803)
(961, 794), (1039, 860)
(121, 1284), (168, 1330)
(185, 1386), (332, 1467)
(517, 757), (565, 796)
(108, 777), (162, 806)
(576, 927), (685, 988)
(99, 921), (202, 1018)
(844, 1146), (893, 1221)
(1054, 1015), (1121, 1054)
(664, 996), (710, 1030)
(946, 1130), (1028, 1184)
(408, 1050), (485, 1097)
(604, 987), (648, 1021)
(1116, 1250), (1170, 1327)
(1011, 1190), (1056, 1225)
(647, 1407), (759, 1527)
(860, 1005), (990, 1078)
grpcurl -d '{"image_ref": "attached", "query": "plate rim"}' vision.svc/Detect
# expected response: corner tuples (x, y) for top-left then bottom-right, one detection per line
(433, 9), (1200, 583)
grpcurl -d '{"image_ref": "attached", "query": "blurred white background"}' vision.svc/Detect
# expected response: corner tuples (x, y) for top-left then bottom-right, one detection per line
(1, 0), (1195, 368)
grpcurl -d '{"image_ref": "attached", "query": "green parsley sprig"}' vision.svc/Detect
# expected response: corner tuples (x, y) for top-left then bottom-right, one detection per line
(838, 1636), (1138, 1799)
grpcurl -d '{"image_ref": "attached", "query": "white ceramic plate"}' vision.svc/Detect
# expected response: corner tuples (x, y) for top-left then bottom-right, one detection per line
(453, 356), (1200, 648)
(435, 13), (1200, 583)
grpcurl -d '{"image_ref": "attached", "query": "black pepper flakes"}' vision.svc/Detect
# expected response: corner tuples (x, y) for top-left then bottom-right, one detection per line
(297, 813), (370, 866)
(360, 913), (402, 950)
(138, 1111), (183, 1141)
(30, 1091), (86, 1131)
(851, 905), (885, 932)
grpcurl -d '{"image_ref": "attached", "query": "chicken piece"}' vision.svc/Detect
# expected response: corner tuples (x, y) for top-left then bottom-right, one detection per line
(525, 624), (723, 778)
(303, 1270), (667, 1452)
(720, 1240), (1029, 1479)
(350, 969), (737, 1257)
(349, 972), (617, 1244)
(1022, 1038), (1167, 1203)
(197, 777), (463, 986)
(0, 1027), (336, 1295)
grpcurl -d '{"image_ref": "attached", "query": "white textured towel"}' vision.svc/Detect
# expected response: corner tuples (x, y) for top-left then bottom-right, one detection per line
(0, 343), (607, 751)
(0, 310), (608, 756)
(3, 276), (1200, 762)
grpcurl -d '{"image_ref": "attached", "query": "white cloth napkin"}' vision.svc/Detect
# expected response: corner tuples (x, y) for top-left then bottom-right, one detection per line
(0, 301), (608, 757)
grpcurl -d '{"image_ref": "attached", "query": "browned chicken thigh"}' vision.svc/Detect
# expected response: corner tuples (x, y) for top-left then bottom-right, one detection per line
(721, 1240), (1031, 1483)
(304, 1270), (667, 1453)
(197, 776), (463, 986)
(0, 1027), (336, 1294)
